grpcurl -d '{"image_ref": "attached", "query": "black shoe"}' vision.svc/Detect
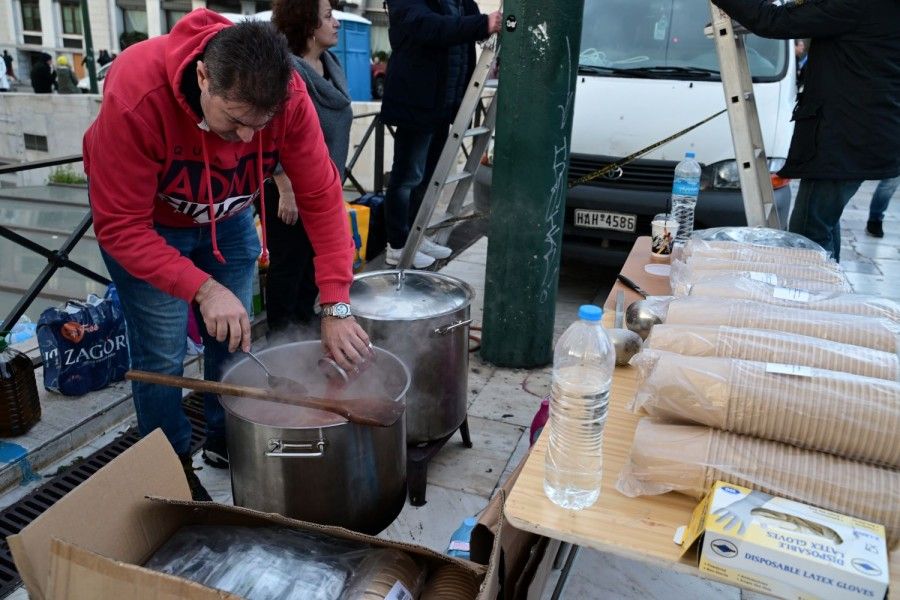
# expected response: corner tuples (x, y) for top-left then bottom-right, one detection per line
(202, 435), (229, 469)
(180, 455), (213, 502)
(866, 220), (884, 238)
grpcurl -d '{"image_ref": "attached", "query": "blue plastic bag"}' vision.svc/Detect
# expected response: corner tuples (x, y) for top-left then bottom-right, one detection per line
(36, 293), (129, 396)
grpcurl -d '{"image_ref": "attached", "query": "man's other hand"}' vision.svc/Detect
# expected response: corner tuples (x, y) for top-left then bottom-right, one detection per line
(274, 172), (298, 225)
(487, 11), (502, 35)
(195, 278), (252, 353)
(321, 316), (373, 372)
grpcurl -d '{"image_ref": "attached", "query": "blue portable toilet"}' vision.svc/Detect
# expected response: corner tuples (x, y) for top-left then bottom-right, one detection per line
(238, 10), (372, 101)
(333, 10), (372, 101)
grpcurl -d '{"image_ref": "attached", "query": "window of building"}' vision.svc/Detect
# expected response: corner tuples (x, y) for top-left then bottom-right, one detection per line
(24, 134), (49, 152)
(120, 7), (148, 33)
(206, 0), (241, 14)
(165, 10), (187, 32)
(60, 1), (83, 35)
(21, 0), (42, 32)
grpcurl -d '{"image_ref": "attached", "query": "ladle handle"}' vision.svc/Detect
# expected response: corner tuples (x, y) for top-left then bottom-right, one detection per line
(126, 369), (272, 399)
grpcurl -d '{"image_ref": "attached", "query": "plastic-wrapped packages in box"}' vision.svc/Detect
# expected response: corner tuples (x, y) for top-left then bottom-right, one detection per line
(629, 350), (900, 467)
(664, 297), (900, 352)
(682, 238), (831, 264)
(670, 257), (850, 296)
(645, 324), (900, 380)
(690, 227), (830, 252)
(615, 419), (900, 546)
(420, 564), (481, 599)
(679, 275), (900, 322)
(342, 548), (427, 599)
(144, 525), (371, 600)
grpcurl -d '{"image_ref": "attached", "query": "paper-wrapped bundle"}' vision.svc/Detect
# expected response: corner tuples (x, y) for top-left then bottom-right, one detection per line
(630, 350), (900, 467)
(664, 297), (900, 352)
(682, 239), (832, 264)
(671, 256), (850, 297)
(646, 324), (900, 381)
(616, 419), (900, 545)
(680, 275), (900, 322)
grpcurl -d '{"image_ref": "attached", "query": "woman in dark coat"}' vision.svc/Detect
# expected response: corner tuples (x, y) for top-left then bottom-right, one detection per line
(30, 53), (55, 94)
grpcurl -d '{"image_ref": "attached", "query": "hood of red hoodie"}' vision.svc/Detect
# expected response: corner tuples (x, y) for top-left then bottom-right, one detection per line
(165, 8), (231, 125)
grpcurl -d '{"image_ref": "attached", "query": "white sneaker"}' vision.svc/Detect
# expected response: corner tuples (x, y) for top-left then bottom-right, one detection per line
(385, 244), (435, 269)
(419, 237), (452, 259)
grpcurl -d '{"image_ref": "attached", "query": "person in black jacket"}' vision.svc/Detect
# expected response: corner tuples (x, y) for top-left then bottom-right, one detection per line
(30, 53), (55, 94)
(711, 0), (900, 261)
(380, 0), (501, 268)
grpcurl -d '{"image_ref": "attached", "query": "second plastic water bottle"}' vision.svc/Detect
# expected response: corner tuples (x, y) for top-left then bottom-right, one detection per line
(543, 305), (615, 510)
(670, 151), (701, 244)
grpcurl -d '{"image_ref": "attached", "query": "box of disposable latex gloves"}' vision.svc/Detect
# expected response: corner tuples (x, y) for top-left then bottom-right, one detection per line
(678, 481), (888, 600)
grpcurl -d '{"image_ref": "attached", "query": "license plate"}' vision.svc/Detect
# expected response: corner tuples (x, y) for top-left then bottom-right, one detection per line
(573, 209), (637, 232)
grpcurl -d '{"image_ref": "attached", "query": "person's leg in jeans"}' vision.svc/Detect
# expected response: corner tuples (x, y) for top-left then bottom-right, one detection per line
(867, 176), (899, 236)
(101, 243), (195, 457)
(385, 125), (433, 250)
(788, 178), (862, 261)
(408, 123), (451, 231)
(191, 208), (260, 458)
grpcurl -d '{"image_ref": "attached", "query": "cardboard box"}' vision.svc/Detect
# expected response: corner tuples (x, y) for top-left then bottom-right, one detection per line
(680, 481), (889, 600)
(9, 430), (501, 600)
(471, 457), (560, 600)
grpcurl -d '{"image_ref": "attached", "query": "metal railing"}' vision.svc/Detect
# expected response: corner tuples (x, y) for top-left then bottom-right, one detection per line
(0, 155), (108, 333)
(0, 112), (395, 333)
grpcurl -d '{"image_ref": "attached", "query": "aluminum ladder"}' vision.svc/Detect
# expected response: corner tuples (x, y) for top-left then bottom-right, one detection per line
(706, 3), (782, 229)
(397, 37), (498, 269)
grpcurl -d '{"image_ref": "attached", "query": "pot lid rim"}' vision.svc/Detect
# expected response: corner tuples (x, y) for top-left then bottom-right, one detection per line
(350, 270), (475, 319)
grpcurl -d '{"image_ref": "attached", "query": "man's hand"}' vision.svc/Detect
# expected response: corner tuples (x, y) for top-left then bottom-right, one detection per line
(321, 316), (373, 372)
(487, 11), (502, 35)
(274, 172), (298, 226)
(195, 278), (252, 353)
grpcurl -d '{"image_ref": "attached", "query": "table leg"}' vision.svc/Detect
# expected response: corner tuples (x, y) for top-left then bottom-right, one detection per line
(458, 417), (473, 448)
(550, 545), (580, 600)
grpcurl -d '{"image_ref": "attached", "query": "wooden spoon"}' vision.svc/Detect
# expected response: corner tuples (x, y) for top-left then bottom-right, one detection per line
(126, 370), (404, 428)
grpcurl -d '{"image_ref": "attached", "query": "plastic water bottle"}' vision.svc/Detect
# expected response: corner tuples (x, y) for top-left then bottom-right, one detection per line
(447, 516), (478, 560)
(670, 151), (701, 243)
(543, 305), (615, 510)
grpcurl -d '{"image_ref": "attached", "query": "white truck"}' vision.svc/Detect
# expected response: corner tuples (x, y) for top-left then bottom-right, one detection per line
(565, 0), (795, 263)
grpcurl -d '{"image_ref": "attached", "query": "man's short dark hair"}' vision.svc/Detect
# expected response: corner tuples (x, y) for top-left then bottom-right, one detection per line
(203, 21), (293, 115)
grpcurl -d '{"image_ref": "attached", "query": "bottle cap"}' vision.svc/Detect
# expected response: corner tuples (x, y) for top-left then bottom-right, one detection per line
(685, 151), (696, 158)
(464, 517), (478, 527)
(578, 305), (602, 321)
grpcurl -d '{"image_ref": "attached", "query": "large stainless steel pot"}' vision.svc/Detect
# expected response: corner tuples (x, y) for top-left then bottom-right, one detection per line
(220, 341), (409, 535)
(351, 270), (473, 443)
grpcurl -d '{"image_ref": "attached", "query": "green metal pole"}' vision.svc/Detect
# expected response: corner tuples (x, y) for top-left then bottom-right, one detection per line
(80, 0), (98, 93)
(480, 1), (585, 367)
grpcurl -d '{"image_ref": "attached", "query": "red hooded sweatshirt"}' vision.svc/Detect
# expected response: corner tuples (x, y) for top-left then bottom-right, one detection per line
(84, 9), (353, 304)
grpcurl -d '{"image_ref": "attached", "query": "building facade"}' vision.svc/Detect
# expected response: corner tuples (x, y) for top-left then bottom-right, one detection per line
(1, 0), (501, 82)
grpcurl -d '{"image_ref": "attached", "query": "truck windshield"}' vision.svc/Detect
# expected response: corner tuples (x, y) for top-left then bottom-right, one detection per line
(579, 0), (787, 82)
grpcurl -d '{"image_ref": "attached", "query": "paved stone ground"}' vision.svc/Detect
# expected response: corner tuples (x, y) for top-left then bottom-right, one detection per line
(2, 180), (897, 598)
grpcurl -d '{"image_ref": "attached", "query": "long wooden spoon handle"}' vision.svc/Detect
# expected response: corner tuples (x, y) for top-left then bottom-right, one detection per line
(126, 370), (272, 399)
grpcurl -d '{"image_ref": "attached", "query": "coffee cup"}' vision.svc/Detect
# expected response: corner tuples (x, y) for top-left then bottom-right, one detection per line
(651, 215), (679, 259)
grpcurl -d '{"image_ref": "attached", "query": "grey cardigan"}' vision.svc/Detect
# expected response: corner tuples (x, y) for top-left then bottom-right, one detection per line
(293, 51), (353, 180)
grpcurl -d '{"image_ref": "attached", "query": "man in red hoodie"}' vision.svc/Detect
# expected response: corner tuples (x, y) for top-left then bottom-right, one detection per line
(84, 10), (371, 500)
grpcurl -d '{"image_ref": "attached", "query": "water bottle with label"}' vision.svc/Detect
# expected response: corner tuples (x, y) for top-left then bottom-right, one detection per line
(447, 516), (478, 560)
(670, 151), (701, 244)
(543, 305), (615, 510)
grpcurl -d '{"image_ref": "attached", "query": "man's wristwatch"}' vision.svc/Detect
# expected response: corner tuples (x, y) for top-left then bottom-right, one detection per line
(321, 302), (353, 319)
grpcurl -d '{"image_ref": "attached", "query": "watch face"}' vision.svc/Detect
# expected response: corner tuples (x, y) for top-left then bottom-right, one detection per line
(332, 303), (351, 317)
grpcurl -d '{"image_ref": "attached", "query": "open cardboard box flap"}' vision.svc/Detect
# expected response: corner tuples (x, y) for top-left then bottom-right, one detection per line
(8, 430), (191, 600)
(10, 429), (496, 599)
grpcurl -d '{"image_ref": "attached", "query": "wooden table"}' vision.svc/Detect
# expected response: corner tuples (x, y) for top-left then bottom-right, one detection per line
(505, 236), (900, 595)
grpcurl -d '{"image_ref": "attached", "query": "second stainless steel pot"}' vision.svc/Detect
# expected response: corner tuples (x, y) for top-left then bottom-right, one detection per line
(351, 270), (473, 443)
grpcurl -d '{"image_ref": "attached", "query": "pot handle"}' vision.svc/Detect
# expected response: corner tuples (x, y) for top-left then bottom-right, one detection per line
(433, 318), (473, 336)
(266, 439), (326, 458)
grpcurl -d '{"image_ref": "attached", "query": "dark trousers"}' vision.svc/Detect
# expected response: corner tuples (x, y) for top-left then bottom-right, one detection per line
(788, 179), (863, 262)
(262, 179), (319, 332)
(385, 123), (450, 248)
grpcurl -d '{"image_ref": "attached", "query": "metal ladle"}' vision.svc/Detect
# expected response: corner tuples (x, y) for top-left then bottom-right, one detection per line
(607, 291), (643, 366)
(245, 349), (308, 394)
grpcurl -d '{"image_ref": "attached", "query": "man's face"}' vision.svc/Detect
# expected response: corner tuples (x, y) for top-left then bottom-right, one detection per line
(196, 60), (272, 143)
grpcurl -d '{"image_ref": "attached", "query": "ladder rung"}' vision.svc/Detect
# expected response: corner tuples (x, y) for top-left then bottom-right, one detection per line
(464, 126), (491, 138)
(444, 171), (473, 185)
